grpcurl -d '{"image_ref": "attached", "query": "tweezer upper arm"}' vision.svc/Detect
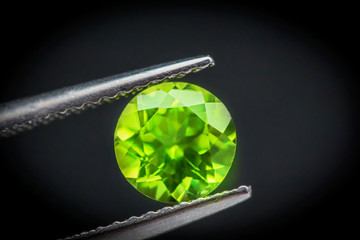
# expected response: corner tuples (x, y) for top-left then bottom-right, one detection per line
(0, 55), (214, 137)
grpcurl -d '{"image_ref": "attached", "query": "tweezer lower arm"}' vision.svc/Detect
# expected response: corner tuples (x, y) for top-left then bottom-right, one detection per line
(63, 185), (251, 240)
(0, 55), (214, 137)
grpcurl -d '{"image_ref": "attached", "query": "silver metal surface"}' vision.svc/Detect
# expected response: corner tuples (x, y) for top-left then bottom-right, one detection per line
(0, 55), (214, 137)
(63, 185), (251, 240)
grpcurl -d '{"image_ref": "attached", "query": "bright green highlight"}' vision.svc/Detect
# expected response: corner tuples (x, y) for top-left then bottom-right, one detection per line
(114, 82), (236, 203)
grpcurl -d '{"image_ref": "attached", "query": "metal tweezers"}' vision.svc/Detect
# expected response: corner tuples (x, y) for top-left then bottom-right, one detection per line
(0, 55), (252, 239)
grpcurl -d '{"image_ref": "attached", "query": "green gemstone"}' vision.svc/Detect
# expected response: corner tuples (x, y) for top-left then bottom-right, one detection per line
(114, 82), (236, 203)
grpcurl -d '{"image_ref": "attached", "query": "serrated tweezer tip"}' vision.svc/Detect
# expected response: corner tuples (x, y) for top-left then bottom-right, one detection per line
(64, 185), (251, 240)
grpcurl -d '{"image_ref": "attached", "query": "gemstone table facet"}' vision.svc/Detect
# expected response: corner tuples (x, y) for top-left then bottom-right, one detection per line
(114, 82), (236, 203)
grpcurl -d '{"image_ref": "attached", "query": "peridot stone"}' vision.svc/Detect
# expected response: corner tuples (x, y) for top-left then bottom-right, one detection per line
(114, 82), (236, 203)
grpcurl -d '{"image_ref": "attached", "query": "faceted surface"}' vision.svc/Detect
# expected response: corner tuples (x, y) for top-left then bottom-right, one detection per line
(114, 82), (236, 203)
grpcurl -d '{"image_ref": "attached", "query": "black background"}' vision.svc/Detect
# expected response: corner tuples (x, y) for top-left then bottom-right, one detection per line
(1, 3), (358, 239)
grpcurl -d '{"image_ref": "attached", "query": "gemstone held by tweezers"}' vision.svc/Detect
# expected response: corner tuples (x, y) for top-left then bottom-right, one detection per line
(114, 82), (236, 203)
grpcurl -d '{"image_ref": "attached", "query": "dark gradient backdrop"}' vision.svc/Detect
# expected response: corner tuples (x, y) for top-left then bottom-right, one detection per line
(1, 3), (357, 239)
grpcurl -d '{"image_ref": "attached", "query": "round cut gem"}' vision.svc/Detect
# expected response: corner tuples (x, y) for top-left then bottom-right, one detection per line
(114, 82), (236, 203)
